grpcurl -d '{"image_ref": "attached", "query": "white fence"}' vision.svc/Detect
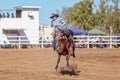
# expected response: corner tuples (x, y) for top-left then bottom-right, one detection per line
(0, 35), (120, 49)
(73, 35), (120, 48)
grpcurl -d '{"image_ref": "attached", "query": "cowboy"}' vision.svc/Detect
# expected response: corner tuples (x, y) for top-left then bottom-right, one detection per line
(50, 13), (66, 31)
(50, 13), (69, 53)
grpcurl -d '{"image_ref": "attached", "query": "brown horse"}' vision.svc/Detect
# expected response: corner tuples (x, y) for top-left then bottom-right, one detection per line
(55, 30), (75, 70)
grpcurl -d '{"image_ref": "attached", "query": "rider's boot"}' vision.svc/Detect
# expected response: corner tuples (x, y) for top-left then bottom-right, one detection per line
(52, 40), (56, 51)
(52, 35), (57, 51)
(56, 41), (61, 54)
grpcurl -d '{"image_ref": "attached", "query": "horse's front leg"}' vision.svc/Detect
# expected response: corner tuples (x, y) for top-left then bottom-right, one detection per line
(66, 55), (70, 69)
(55, 54), (61, 70)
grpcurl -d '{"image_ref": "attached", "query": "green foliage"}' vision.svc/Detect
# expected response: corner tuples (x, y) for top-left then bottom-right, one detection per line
(61, 0), (120, 35)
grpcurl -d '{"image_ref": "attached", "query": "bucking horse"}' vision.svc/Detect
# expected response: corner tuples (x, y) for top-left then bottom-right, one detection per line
(54, 29), (75, 70)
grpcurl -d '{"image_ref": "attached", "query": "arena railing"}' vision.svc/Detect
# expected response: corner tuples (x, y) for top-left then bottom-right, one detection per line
(0, 35), (120, 49)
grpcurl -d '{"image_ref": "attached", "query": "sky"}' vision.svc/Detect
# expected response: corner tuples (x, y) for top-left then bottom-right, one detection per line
(0, 0), (99, 25)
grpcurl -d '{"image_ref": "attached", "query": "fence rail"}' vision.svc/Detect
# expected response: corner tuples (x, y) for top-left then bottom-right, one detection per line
(0, 35), (120, 49)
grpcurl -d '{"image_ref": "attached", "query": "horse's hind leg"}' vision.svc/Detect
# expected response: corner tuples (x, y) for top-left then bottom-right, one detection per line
(66, 55), (70, 69)
(55, 55), (61, 70)
(73, 46), (75, 58)
(71, 43), (75, 58)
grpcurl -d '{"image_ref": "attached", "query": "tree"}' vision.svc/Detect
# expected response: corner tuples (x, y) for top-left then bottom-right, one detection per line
(61, 0), (94, 30)
(61, 0), (120, 34)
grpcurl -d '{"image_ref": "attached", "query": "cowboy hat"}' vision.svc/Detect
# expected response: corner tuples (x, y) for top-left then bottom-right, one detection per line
(50, 13), (59, 18)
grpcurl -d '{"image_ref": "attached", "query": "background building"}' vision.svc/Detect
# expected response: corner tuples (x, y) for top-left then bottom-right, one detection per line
(0, 6), (40, 45)
(39, 24), (53, 43)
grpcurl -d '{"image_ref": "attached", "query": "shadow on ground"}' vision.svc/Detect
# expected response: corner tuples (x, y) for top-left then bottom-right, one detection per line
(59, 64), (80, 76)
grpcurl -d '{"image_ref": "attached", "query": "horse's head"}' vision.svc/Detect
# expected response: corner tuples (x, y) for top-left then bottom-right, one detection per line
(57, 34), (66, 41)
(57, 34), (67, 50)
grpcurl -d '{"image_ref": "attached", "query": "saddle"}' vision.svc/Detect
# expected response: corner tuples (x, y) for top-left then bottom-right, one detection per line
(61, 29), (72, 39)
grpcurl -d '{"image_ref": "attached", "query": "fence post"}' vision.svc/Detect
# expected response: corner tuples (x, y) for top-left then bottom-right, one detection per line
(18, 36), (21, 49)
(110, 36), (112, 48)
(41, 35), (44, 48)
(87, 36), (89, 48)
(41, 27), (44, 48)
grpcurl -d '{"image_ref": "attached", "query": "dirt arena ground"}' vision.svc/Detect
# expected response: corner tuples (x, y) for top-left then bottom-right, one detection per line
(0, 48), (120, 80)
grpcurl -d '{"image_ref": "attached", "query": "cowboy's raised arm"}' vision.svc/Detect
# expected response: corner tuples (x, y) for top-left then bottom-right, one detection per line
(59, 18), (66, 26)
(56, 18), (66, 30)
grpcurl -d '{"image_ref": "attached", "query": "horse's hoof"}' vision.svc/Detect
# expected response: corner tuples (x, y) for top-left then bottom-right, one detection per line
(73, 54), (76, 58)
(54, 67), (57, 71)
(54, 69), (57, 72)
(53, 48), (56, 51)
(66, 67), (70, 71)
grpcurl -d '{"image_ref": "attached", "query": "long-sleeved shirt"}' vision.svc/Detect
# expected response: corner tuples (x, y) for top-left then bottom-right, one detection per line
(51, 18), (66, 32)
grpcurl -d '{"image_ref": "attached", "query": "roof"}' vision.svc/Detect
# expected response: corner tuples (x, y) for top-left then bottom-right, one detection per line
(69, 25), (88, 35)
(88, 28), (106, 35)
(14, 6), (41, 10)
(2, 27), (26, 30)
